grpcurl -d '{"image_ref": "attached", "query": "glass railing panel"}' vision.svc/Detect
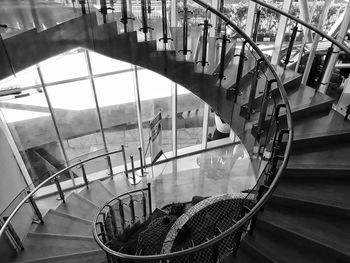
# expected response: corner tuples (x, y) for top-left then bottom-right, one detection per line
(93, 62), (141, 165)
(0, 0), (85, 39)
(177, 85), (204, 152)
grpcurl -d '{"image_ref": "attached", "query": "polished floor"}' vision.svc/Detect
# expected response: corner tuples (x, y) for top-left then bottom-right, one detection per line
(37, 142), (257, 214)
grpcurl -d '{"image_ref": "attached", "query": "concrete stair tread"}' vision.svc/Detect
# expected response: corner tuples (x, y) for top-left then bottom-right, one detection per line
(32, 209), (92, 236)
(246, 219), (349, 263)
(273, 188), (350, 213)
(261, 202), (350, 256)
(56, 192), (99, 221)
(14, 233), (99, 262)
(14, 249), (105, 263)
(78, 180), (114, 207)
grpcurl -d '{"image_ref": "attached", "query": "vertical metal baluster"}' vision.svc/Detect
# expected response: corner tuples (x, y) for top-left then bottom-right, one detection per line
(96, 222), (107, 243)
(158, 0), (173, 43)
(147, 0), (152, 14)
(129, 195), (135, 224)
(142, 191), (147, 220)
(106, 155), (114, 178)
(178, 0), (192, 55)
(100, 0), (108, 24)
(197, 19), (212, 67)
(147, 182), (152, 214)
(139, 0), (153, 34)
(256, 79), (277, 140)
(214, 27), (231, 86)
(26, 191), (44, 224)
(107, 205), (118, 237)
(252, 9), (261, 43)
(121, 145), (128, 178)
(284, 22), (299, 69)
(118, 199), (125, 230)
(228, 39), (248, 101)
(216, 0), (224, 35)
(315, 45), (334, 93)
(80, 162), (89, 188)
(130, 155), (136, 185)
(52, 175), (65, 203)
(79, 0), (87, 15)
(120, 0), (134, 32)
(245, 58), (265, 120)
(2, 217), (24, 250)
(138, 147), (145, 177)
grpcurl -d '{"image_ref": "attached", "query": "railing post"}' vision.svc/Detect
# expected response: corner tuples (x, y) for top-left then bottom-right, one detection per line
(178, 0), (192, 55)
(315, 45), (334, 93)
(142, 191), (147, 220)
(228, 39), (248, 101)
(252, 9), (261, 43)
(79, 0), (86, 15)
(96, 222), (107, 243)
(159, 0), (173, 43)
(79, 162), (89, 188)
(121, 145), (128, 178)
(283, 22), (299, 69)
(130, 155), (137, 185)
(256, 79), (277, 140)
(129, 196), (135, 224)
(244, 58), (265, 120)
(51, 175), (65, 203)
(214, 29), (231, 86)
(197, 19), (212, 67)
(147, 182), (152, 214)
(139, 0), (153, 34)
(216, 0), (224, 35)
(118, 199), (125, 230)
(106, 155), (114, 178)
(138, 147), (146, 177)
(107, 205), (118, 237)
(26, 191), (44, 224)
(100, 0), (108, 24)
(120, 0), (134, 32)
(2, 217), (24, 250)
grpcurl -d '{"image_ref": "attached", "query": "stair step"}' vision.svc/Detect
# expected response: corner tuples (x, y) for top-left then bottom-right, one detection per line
(15, 249), (105, 263)
(78, 180), (114, 207)
(253, 218), (349, 263)
(32, 209), (92, 236)
(14, 233), (99, 262)
(261, 201), (350, 258)
(283, 165), (350, 179)
(101, 175), (133, 195)
(56, 192), (99, 221)
(272, 188), (350, 216)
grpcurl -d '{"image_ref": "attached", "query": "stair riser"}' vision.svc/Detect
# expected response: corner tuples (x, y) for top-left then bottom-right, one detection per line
(270, 195), (350, 219)
(239, 239), (274, 263)
(289, 132), (350, 152)
(282, 168), (350, 179)
(255, 220), (350, 263)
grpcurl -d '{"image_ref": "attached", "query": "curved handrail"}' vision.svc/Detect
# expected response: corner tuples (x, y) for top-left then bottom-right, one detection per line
(90, 0), (294, 260)
(251, 0), (350, 55)
(0, 147), (123, 238)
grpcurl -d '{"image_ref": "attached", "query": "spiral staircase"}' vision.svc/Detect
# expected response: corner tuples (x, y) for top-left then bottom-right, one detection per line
(1, 0), (350, 262)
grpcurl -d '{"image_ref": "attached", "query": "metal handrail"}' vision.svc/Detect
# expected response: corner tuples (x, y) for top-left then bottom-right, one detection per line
(0, 147), (123, 238)
(90, 0), (294, 260)
(251, 0), (350, 56)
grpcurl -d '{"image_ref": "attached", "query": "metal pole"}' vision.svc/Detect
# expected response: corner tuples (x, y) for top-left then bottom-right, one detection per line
(138, 147), (145, 177)
(106, 155), (114, 178)
(37, 65), (75, 187)
(121, 145), (128, 177)
(2, 217), (24, 250)
(132, 65), (145, 159)
(27, 191), (44, 224)
(84, 50), (112, 175)
(52, 176), (65, 203)
(171, 82), (177, 157)
(130, 155), (137, 185)
(147, 182), (152, 214)
(80, 162), (89, 187)
(201, 103), (210, 149)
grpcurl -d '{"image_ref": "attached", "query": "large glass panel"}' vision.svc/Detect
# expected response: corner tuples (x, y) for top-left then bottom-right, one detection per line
(93, 57), (140, 170)
(44, 78), (107, 178)
(138, 67), (173, 158)
(0, 68), (66, 187)
(40, 49), (88, 83)
(177, 85), (204, 153)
